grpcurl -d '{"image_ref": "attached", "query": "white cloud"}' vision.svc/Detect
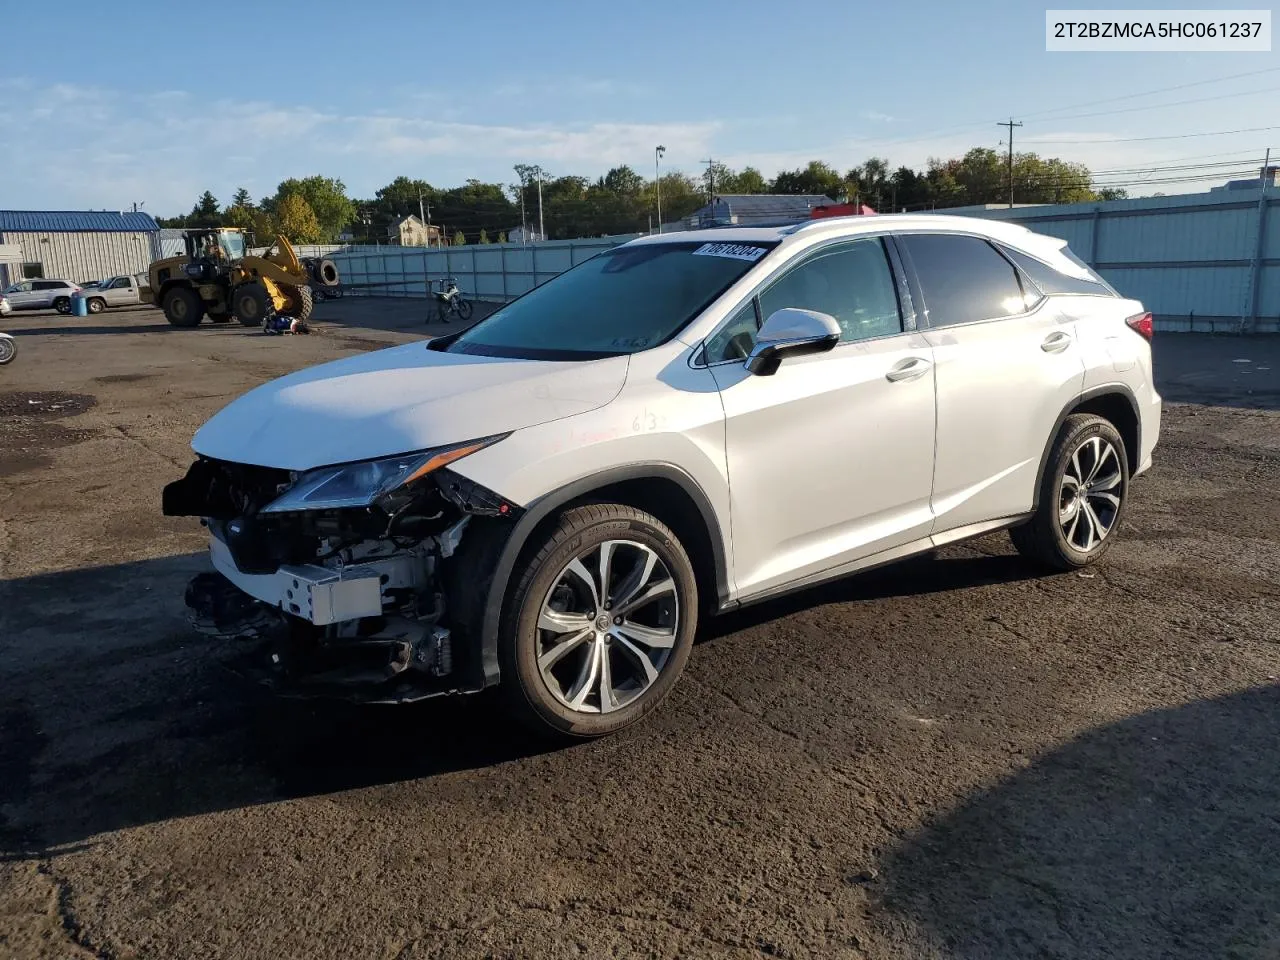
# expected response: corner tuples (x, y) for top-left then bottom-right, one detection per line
(862, 110), (898, 123)
(0, 81), (716, 214)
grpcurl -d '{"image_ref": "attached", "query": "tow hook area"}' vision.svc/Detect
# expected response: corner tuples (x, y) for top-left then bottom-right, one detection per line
(185, 571), (470, 704)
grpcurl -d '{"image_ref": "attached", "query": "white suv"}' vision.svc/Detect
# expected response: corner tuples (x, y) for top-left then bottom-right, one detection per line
(1, 278), (81, 313)
(165, 215), (1161, 737)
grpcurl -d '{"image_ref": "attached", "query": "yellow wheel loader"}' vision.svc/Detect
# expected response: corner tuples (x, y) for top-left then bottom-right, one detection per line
(143, 228), (340, 328)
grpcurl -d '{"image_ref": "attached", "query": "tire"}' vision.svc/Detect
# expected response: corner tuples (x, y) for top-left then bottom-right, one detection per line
(233, 282), (271, 327)
(0, 335), (15, 365)
(1010, 414), (1130, 571)
(162, 286), (204, 328)
(285, 284), (314, 323)
(311, 258), (340, 287)
(53, 297), (71, 314)
(87, 297), (106, 315)
(456, 298), (473, 321)
(500, 503), (699, 739)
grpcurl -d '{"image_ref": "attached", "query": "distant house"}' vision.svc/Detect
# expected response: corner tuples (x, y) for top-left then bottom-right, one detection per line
(1210, 165), (1278, 193)
(387, 214), (443, 246)
(684, 194), (837, 229)
(506, 225), (545, 243)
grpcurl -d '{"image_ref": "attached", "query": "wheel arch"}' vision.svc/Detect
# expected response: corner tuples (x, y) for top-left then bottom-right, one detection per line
(1032, 385), (1141, 510)
(464, 463), (731, 688)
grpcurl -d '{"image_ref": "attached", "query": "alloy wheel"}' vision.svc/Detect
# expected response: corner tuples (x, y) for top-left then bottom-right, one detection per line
(536, 539), (679, 714)
(1059, 436), (1123, 552)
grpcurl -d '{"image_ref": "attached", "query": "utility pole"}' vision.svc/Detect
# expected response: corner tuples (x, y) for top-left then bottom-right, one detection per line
(701, 158), (716, 201)
(998, 118), (1022, 208)
(519, 178), (527, 247)
(655, 145), (666, 233)
(537, 169), (544, 242)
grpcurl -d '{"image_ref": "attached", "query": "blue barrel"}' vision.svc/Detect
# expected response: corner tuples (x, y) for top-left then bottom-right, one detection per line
(70, 293), (88, 317)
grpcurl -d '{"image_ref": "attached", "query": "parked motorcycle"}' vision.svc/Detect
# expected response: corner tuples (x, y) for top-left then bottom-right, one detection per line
(0, 332), (16, 365)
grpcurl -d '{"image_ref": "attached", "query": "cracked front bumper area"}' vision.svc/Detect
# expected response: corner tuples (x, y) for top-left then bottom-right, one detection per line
(186, 569), (470, 704)
(166, 457), (519, 704)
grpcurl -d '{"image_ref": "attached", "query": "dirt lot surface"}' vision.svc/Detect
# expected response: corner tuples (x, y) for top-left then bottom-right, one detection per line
(1, 302), (1278, 959)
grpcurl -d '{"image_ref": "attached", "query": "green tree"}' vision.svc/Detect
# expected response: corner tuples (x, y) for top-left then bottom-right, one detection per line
(497, 231), (508, 243)
(277, 193), (322, 243)
(600, 165), (645, 196)
(230, 187), (252, 208)
(1097, 187), (1129, 201)
(269, 176), (355, 242)
(478, 229), (491, 244)
(189, 190), (221, 227)
(453, 230), (466, 246)
(770, 161), (845, 197)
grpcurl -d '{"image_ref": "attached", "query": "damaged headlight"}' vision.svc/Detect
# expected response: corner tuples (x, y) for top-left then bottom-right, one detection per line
(260, 435), (508, 514)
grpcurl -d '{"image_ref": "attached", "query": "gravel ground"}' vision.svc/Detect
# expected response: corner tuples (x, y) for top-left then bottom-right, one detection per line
(1, 303), (1277, 959)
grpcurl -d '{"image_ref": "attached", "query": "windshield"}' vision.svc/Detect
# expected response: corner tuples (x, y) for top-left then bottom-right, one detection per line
(446, 240), (777, 360)
(220, 232), (245, 260)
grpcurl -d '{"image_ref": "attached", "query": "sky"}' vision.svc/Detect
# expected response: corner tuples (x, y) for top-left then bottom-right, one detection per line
(2, 0), (1278, 216)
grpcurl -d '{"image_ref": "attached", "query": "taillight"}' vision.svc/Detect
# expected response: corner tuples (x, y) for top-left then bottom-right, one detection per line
(1125, 311), (1153, 341)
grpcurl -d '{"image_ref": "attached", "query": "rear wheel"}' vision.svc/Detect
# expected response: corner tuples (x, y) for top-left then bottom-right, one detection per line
(162, 286), (204, 328)
(53, 297), (71, 314)
(233, 283), (271, 327)
(0, 335), (15, 365)
(1011, 414), (1130, 570)
(500, 504), (698, 739)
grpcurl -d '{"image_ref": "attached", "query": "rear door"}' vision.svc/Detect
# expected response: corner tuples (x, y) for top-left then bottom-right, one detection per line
(896, 232), (1085, 534)
(708, 236), (937, 599)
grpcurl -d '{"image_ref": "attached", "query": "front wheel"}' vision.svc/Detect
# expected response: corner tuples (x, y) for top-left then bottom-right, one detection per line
(500, 504), (698, 739)
(233, 282), (271, 327)
(1011, 414), (1130, 570)
(0, 335), (15, 365)
(87, 297), (106, 315)
(455, 297), (473, 321)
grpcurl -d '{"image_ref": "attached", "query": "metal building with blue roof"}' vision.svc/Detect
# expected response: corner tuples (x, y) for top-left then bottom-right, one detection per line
(0, 209), (161, 288)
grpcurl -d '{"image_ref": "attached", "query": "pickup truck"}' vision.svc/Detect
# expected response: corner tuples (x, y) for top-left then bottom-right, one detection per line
(77, 275), (145, 313)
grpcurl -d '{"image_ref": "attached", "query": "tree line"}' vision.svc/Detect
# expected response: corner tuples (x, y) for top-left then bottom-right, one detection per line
(159, 147), (1128, 245)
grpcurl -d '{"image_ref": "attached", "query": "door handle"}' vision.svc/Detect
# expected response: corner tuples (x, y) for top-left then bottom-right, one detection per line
(885, 356), (932, 382)
(1041, 331), (1072, 353)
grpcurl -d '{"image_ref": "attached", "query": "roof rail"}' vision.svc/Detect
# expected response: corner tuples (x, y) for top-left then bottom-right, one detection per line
(782, 213), (874, 235)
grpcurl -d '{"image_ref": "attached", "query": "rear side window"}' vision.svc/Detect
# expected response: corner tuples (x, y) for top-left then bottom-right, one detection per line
(900, 234), (1029, 327)
(999, 245), (1117, 297)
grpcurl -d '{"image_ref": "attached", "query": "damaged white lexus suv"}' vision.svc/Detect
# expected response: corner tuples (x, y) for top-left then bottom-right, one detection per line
(164, 215), (1160, 738)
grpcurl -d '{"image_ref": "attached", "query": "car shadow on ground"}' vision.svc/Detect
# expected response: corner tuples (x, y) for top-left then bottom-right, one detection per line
(0, 548), (1048, 857)
(873, 683), (1280, 958)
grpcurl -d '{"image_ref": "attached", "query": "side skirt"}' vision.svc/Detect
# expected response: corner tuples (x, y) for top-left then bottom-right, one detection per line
(723, 515), (1032, 612)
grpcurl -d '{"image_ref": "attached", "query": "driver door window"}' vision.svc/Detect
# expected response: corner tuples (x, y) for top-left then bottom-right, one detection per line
(704, 238), (903, 364)
(704, 301), (759, 363)
(759, 238), (902, 342)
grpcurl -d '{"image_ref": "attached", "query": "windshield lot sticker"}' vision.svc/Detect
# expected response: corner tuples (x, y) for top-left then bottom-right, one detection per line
(692, 242), (768, 262)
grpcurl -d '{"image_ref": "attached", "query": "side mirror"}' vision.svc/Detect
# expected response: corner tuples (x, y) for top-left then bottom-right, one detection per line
(745, 308), (841, 375)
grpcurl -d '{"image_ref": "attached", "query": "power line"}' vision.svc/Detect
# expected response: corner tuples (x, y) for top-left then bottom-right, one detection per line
(1015, 65), (1280, 121)
(1023, 124), (1280, 144)
(1023, 84), (1280, 124)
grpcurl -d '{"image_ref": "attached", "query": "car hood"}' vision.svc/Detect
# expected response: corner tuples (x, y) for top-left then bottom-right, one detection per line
(192, 342), (629, 470)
